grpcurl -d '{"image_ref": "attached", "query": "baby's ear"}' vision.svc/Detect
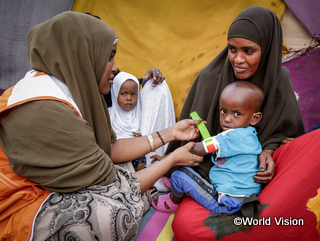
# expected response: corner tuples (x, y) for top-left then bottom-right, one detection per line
(250, 112), (262, 126)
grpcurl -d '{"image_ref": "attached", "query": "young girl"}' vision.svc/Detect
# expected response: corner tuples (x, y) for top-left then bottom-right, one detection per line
(110, 71), (176, 191)
(108, 71), (146, 171)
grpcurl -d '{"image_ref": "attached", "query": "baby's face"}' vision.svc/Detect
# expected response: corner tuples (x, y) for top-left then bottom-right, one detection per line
(117, 79), (138, 111)
(219, 89), (258, 131)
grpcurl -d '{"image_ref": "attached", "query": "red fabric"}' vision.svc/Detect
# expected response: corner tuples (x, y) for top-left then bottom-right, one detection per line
(172, 129), (320, 241)
(207, 143), (216, 153)
(204, 139), (216, 153)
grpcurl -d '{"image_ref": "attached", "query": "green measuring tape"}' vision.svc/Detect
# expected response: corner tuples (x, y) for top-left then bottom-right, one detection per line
(190, 111), (211, 140)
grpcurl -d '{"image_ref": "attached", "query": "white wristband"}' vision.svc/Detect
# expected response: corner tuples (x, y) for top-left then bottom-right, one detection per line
(202, 136), (220, 155)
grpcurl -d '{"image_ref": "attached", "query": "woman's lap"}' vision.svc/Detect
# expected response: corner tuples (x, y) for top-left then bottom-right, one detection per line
(33, 166), (145, 241)
(172, 129), (320, 241)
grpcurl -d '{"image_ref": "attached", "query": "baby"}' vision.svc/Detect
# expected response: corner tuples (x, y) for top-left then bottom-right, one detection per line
(153, 81), (264, 214)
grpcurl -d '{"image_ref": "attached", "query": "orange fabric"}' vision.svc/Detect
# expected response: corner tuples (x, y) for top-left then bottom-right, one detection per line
(0, 87), (14, 113)
(0, 146), (52, 241)
(33, 71), (48, 77)
(0, 73), (86, 240)
(0, 96), (82, 117)
(0, 84), (61, 241)
(0, 85), (81, 118)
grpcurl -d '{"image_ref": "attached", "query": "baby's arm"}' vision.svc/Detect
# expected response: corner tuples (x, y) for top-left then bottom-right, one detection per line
(150, 154), (168, 163)
(190, 142), (207, 156)
(151, 141), (208, 163)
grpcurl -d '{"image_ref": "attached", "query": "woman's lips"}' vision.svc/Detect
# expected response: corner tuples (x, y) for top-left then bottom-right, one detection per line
(234, 66), (247, 73)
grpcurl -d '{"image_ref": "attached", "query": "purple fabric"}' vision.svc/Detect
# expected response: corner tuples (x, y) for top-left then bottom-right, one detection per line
(284, 0), (320, 39)
(282, 45), (320, 132)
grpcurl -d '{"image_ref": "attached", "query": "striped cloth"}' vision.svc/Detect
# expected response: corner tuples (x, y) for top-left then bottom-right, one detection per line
(135, 207), (177, 241)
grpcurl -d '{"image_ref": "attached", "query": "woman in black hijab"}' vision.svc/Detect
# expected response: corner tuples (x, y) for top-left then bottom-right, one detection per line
(166, 6), (304, 182)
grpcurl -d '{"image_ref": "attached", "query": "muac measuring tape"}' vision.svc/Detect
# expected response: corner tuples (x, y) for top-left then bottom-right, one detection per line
(190, 111), (216, 153)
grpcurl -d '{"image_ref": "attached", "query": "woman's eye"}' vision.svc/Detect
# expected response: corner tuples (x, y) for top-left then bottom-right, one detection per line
(228, 47), (236, 53)
(109, 54), (114, 61)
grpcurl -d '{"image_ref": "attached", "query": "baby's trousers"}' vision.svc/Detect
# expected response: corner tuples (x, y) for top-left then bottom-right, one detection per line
(170, 167), (242, 214)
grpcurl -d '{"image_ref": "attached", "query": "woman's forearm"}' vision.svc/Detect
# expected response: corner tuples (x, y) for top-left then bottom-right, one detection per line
(111, 128), (174, 163)
(111, 119), (201, 163)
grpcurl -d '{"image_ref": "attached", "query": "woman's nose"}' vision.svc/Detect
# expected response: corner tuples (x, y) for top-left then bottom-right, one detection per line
(112, 59), (118, 72)
(234, 52), (245, 64)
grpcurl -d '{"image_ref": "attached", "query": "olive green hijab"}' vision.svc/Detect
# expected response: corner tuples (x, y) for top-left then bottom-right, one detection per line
(167, 7), (305, 178)
(28, 11), (115, 154)
(0, 12), (118, 192)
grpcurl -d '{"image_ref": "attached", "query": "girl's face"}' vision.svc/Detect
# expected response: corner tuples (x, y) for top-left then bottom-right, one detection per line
(227, 37), (261, 80)
(117, 79), (138, 111)
(99, 43), (118, 95)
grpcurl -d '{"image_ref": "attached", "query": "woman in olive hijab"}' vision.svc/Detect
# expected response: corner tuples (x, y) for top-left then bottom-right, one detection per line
(0, 11), (203, 240)
(166, 6), (304, 182)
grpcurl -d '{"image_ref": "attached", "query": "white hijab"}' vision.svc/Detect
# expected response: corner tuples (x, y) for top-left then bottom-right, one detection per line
(109, 71), (141, 139)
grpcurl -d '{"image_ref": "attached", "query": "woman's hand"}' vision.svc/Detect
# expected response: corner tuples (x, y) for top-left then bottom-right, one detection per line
(254, 149), (275, 184)
(281, 137), (294, 146)
(172, 119), (202, 141)
(170, 142), (203, 167)
(142, 68), (165, 87)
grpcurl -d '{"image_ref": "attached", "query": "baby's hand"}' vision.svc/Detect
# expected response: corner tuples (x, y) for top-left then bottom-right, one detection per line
(132, 132), (142, 137)
(150, 154), (167, 163)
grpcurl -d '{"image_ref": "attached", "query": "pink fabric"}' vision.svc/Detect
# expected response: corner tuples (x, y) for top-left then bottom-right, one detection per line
(136, 211), (172, 241)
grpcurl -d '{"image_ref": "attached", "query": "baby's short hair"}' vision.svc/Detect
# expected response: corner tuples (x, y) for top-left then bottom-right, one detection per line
(224, 81), (264, 112)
